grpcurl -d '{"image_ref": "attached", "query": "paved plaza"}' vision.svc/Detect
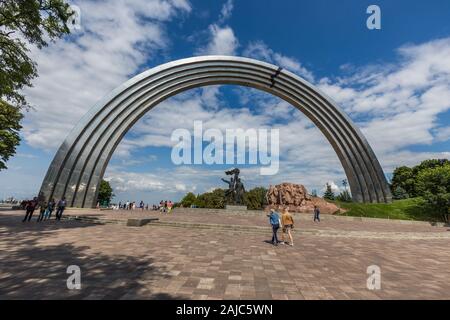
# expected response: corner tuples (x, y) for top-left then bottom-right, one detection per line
(1, 208), (450, 300)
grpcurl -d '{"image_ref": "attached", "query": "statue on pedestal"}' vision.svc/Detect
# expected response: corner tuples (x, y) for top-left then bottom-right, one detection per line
(221, 168), (245, 205)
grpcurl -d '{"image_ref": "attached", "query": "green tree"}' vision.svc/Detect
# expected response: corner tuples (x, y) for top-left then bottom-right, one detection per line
(392, 186), (409, 200)
(413, 159), (449, 174)
(415, 164), (450, 223)
(244, 187), (267, 210)
(194, 189), (225, 209)
(180, 192), (197, 208)
(97, 179), (114, 206)
(1, 0), (73, 108)
(390, 159), (450, 198)
(1, 0), (72, 167)
(323, 183), (335, 201)
(336, 179), (352, 202)
(390, 166), (415, 197)
(193, 193), (206, 208)
(0, 100), (22, 170)
(336, 190), (352, 202)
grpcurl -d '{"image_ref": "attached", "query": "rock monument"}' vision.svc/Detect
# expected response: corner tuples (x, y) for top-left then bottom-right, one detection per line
(265, 182), (341, 214)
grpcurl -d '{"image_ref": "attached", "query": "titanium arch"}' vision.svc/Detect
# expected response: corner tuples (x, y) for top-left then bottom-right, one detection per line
(39, 56), (392, 207)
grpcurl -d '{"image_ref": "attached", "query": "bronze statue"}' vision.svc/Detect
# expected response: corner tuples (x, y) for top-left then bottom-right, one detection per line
(222, 168), (245, 205)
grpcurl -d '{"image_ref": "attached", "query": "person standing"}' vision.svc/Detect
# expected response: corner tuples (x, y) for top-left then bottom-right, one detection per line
(167, 200), (173, 213)
(314, 205), (320, 222)
(281, 207), (295, 246)
(267, 208), (281, 246)
(55, 197), (67, 221)
(37, 200), (47, 222)
(44, 198), (55, 220)
(22, 197), (38, 222)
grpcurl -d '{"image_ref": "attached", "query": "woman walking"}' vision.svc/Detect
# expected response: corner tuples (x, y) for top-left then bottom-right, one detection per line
(281, 207), (295, 246)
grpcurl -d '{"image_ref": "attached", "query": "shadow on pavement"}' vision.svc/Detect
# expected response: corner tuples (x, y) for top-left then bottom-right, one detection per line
(0, 213), (186, 300)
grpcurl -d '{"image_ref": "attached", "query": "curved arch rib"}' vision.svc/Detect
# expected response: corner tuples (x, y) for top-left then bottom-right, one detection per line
(39, 56), (392, 207)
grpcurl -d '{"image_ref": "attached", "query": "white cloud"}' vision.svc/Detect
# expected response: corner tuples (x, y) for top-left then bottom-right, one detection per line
(196, 24), (238, 56)
(317, 37), (450, 171)
(10, 3), (450, 203)
(21, 0), (191, 150)
(116, 37), (450, 200)
(195, 0), (238, 56)
(243, 41), (314, 82)
(322, 181), (341, 194)
(434, 126), (450, 142)
(219, 0), (234, 23)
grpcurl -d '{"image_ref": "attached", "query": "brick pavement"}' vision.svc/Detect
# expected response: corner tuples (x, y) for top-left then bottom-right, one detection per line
(1, 209), (449, 299)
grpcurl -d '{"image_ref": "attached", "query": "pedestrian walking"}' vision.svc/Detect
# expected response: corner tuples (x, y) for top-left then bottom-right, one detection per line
(281, 207), (295, 246)
(22, 197), (38, 222)
(37, 200), (47, 222)
(55, 197), (67, 221)
(267, 208), (281, 246)
(314, 205), (320, 222)
(44, 198), (56, 220)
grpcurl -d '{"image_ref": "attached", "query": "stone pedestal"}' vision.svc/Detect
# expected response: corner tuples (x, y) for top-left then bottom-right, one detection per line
(225, 205), (248, 211)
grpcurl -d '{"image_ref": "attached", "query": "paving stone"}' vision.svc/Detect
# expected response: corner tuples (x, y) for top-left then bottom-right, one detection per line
(1, 210), (450, 299)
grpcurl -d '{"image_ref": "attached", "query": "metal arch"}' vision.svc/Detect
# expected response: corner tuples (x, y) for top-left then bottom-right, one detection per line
(39, 56), (392, 207)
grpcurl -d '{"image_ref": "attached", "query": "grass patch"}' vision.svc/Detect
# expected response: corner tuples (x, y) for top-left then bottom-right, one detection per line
(334, 197), (442, 222)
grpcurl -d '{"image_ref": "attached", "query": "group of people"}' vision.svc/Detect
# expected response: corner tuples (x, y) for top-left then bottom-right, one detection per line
(159, 200), (173, 213)
(115, 200), (173, 212)
(22, 197), (67, 222)
(116, 201), (144, 210)
(268, 205), (321, 246)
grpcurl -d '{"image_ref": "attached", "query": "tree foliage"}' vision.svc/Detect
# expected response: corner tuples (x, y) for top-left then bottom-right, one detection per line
(179, 186), (268, 210)
(194, 188), (226, 209)
(415, 164), (450, 223)
(390, 159), (450, 199)
(336, 189), (352, 202)
(180, 192), (197, 208)
(244, 187), (267, 210)
(97, 179), (114, 206)
(0, 0), (72, 169)
(0, 100), (22, 170)
(1, 0), (73, 108)
(392, 186), (409, 200)
(323, 183), (335, 201)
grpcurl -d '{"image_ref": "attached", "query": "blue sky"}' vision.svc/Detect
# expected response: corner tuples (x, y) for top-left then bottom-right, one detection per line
(1, 0), (449, 204)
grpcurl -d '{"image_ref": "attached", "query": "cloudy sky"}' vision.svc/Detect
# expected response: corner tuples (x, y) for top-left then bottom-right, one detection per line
(1, 0), (450, 204)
